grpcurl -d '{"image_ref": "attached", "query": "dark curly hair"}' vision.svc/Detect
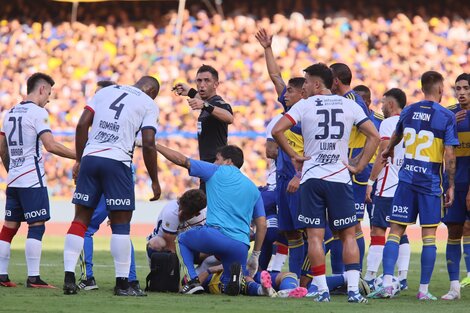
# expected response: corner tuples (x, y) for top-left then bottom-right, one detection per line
(178, 189), (207, 221)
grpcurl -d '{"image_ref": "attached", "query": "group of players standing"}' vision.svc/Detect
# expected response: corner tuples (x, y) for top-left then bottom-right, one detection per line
(0, 26), (469, 304)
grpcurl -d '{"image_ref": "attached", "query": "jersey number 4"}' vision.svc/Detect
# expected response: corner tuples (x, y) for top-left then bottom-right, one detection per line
(109, 93), (128, 120)
(315, 109), (345, 140)
(8, 116), (23, 146)
(403, 128), (434, 162)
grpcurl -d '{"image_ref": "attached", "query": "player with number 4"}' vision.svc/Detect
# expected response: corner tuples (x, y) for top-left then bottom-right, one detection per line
(63, 76), (161, 296)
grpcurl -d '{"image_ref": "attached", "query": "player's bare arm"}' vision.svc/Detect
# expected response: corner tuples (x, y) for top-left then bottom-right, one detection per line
(0, 135), (10, 172)
(142, 128), (161, 201)
(365, 139), (389, 203)
(382, 131), (403, 163)
(156, 143), (191, 169)
(255, 28), (285, 97)
(253, 215), (267, 253)
(187, 98), (233, 124)
(346, 120), (380, 174)
(75, 108), (94, 162)
(466, 185), (470, 212)
(444, 145), (456, 208)
(40, 131), (75, 159)
(272, 116), (310, 170)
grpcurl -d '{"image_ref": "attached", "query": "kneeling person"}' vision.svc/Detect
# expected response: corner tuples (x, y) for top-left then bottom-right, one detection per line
(146, 189), (207, 256)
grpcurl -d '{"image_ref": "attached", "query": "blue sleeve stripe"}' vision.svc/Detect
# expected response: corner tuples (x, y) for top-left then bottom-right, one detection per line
(141, 126), (157, 133)
(355, 117), (369, 128)
(38, 129), (51, 137)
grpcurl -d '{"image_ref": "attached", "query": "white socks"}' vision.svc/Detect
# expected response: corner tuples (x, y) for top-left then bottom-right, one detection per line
(397, 243), (410, 279)
(271, 253), (288, 272)
(111, 234), (131, 278)
(0, 241), (11, 275)
(419, 283), (429, 294)
(365, 244), (384, 280)
(346, 270), (360, 293)
(63, 234), (84, 272)
(25, 238), (42, 276)
(314, 275), (328, 291)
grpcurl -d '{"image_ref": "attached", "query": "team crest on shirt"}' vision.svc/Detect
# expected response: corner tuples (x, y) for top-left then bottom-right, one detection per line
(166, 222), (170, 227)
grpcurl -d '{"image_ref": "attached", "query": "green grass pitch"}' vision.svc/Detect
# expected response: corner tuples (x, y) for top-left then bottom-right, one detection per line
(1, 236), (469, 313)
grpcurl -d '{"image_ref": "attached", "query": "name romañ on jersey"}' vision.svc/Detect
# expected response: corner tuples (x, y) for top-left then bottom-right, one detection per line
(99, 120), (120, 132)
(412, 112), (431, 121)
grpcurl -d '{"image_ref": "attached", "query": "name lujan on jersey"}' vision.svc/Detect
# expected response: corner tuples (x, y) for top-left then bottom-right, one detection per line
(94, 119), (120, 143)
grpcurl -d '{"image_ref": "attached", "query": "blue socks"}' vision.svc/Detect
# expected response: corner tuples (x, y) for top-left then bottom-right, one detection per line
(382, 234), (400, 276)
(421, 236), (436, 284)
(329, 238), (344, 274)
(288, 237), (304, 277)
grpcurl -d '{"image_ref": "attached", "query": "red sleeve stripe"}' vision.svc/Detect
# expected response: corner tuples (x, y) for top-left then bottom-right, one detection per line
(84, 105), (95, 113)
(285, 114), (296, 125)
(0, 131), (4, 136)
(380, 136), (390, 140)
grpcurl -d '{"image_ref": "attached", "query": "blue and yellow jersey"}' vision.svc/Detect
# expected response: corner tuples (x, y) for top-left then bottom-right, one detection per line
(277, 87), (304, 179)
(396, 101), (459, 196)
(202, 272), (223, 294)
(345, 90), (382, 184)
(447, 104), (470, 191)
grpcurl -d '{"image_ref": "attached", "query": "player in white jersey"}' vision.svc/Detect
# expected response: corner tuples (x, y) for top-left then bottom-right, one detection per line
(265, 114), (282, 186)
(0, 73), (75, 288)
(146, 189), (207, 255)
(363, 88), (411, 290)
(272, 63), (379, 303)
(63, 76), (161, 296)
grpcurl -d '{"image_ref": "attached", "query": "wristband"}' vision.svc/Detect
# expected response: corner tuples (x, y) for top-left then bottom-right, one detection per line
(367, 179), (375, 186)
(188, 88), (198, 98)
(203, 102), (215, 114)
(295, 171), (302, 178)
(251, 250), (261, 257)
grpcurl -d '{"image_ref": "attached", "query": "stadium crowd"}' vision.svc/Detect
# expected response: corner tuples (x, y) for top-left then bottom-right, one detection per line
(0, 0), (469, 199)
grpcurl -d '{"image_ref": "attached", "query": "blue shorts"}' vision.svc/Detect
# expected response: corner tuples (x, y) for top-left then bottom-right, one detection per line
(442, 189), (470, 224)
(73, 156), (135, 211)
(299, 178), (358, 231)
(370, 196), (393, 228)
(391, 181), (443, 227)
(352, 182), (367, 221)
(5, 187), (50, 224)
(259, 185), (277, 217)
(276, 176), (302, 231)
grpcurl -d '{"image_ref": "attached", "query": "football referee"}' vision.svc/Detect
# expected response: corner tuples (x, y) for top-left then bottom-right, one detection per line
(175, 65), (233, 191)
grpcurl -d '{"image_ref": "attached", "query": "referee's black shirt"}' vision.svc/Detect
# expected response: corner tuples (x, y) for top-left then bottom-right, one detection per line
(197, 95), (233, 162)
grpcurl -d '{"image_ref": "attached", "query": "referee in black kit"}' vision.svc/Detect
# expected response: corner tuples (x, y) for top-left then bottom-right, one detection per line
(175, 65), (233, 191)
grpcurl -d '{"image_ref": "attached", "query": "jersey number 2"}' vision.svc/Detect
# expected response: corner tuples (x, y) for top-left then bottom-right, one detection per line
(109, 93), (128, 120)
(403, 128), (434, 162)
(8, 117), (23, 146)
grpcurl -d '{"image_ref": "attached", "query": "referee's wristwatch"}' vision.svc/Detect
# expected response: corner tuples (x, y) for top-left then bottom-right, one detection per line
(203, 101), (215, 113)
